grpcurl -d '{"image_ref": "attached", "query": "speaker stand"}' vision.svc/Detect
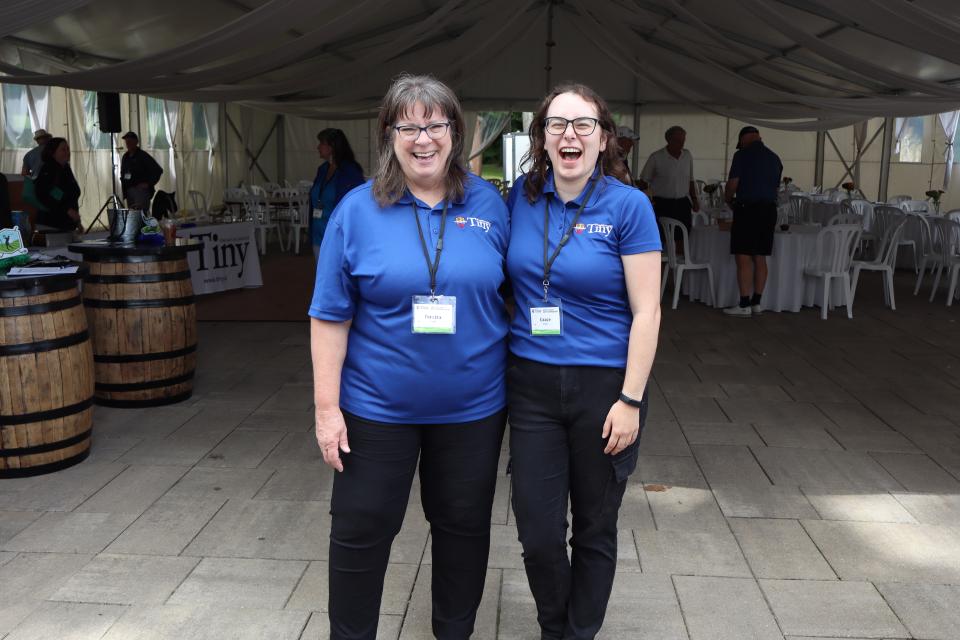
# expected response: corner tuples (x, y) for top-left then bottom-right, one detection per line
(85, 133), (121, 234)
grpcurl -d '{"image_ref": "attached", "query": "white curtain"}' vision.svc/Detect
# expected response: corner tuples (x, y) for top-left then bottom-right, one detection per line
(468, 112), (511, 161)
(938, 110), (960, 188)
(162, 99), (181, 185)
(894, 117), (907, 153)
(202, 103), (219, 174)
(25, 85), (48, 132)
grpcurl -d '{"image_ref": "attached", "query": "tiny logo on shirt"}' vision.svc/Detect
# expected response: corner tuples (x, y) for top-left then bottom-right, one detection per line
(585, 223), (613, 236)
(456, 216), (491, 232)
(574, 223), (586, 234)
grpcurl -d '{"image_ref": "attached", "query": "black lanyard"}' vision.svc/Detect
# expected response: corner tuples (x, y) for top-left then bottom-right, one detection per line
(542, 179), (598, 300)
(412, 199), (449, 297)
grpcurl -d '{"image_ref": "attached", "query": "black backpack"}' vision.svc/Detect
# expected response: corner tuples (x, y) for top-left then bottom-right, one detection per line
(151, 190), (178, 219)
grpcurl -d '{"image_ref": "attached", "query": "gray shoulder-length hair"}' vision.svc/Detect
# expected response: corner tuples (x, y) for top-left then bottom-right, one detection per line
(373, 74), (468, 207)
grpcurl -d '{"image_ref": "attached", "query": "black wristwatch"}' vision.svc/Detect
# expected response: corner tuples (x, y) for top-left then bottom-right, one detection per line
(619, 392), (644, 408)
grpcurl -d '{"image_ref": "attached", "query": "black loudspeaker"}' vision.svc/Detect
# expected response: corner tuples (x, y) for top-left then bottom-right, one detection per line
(97, 92), (121, 133)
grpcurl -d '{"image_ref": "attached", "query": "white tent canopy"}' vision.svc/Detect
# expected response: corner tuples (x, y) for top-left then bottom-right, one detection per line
(2, 0), (960, 128)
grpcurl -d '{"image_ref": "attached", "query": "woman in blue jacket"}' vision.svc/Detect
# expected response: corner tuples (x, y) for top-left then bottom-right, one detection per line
(310, 128), (364, 260)
(506, 84), (662, 639)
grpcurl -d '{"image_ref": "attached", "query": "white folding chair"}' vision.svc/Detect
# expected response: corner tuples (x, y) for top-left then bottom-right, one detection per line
(285, 189), (311, 254)
(912, 214), (942, 295)
(803, 224), (862, 319)
(243, 191), (278, 255)
(659, 218), (714, 310)
(851, 218), (907, 311)
(826, 212), (863, 226)
(691, 210), (709, 227)
(943, 219), (960, 306)
(889, 194), (913, 205)
(900, 199), (930, 213)
(925, 217), (960, 302)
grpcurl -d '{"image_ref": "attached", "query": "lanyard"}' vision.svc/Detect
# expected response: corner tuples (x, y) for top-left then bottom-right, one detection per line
(542, 178), (598, 301)
(412, 199), (449, 298)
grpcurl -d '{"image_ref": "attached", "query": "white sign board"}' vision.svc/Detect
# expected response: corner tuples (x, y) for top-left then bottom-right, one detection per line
(183, 221), (263, 294)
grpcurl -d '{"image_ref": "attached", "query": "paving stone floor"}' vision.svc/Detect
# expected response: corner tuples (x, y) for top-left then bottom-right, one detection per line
(3, 272), (960, 639)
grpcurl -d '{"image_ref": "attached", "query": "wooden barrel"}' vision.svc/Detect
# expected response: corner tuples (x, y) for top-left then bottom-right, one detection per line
(0, 271), (94, 477)
(72, 243), (200, 408)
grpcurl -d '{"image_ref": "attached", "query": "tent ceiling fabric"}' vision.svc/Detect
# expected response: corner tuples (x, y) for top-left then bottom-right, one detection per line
(2, 0), (960, 129)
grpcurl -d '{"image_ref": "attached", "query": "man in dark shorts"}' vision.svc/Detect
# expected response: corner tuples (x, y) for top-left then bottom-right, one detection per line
(722, 126), (782, 317)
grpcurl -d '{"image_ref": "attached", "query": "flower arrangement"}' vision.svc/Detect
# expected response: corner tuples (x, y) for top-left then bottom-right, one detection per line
(842, 181), (856, 198)
(702, 183), (719, 194)
(926, 189), (945, 213)
(782, 177), (792, 185)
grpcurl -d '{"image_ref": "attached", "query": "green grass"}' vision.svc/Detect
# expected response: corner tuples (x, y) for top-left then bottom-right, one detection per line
(480, 165), (504, 180)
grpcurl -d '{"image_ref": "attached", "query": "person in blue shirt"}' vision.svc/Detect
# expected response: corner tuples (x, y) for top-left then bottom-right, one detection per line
(310, 128), (364, 261)
(309, 75), (509, 640)
(506, 84), (662, 640)
(722, 126), (783, 316)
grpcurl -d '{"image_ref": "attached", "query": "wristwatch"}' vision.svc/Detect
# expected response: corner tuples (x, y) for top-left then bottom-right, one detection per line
(618, 392), (644, 408)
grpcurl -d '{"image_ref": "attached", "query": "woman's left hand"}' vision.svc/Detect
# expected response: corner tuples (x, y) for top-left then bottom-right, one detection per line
(602, 401), (640, 455)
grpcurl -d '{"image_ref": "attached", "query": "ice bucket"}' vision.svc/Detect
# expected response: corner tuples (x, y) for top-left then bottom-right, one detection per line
(107, 208), (143, 243)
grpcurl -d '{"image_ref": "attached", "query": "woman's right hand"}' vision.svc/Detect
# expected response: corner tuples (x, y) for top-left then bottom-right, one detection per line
(315, 408), (350, 472)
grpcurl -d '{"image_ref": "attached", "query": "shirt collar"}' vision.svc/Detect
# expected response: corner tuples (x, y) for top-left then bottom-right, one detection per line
(396, 184), (467, 209)
(545, 167), (602, 206)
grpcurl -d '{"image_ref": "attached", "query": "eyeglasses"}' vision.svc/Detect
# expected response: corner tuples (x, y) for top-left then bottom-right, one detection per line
(394, 122), (451, 140)
(544, 117), (599, 136)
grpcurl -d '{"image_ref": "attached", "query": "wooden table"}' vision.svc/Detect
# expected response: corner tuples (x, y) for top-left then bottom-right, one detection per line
(69, 240), (203, 407)
(0, 265), (94, 476)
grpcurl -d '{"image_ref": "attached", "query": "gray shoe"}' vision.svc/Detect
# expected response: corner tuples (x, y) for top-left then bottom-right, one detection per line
(751, 304), (763, 315)
(723, 305), (752, 317)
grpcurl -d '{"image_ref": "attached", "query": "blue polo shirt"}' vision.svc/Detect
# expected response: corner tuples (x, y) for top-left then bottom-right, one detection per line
(728, 141), (783, 204)
(309, 175), (509, 424)
(506, 172), (661, 368)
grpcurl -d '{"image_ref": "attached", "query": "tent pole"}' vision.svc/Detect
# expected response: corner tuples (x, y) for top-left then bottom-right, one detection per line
(878, 117), (893, 202)
(814, 131), (825, 188)
(544, 0), (556, 93)
(278, 115), (286, 185)
(632, 102), (640, 182)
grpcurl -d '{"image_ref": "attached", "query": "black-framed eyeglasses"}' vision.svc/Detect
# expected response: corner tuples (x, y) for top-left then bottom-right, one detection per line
(544, 117), (599, 136)
(394, 122), (451, 140)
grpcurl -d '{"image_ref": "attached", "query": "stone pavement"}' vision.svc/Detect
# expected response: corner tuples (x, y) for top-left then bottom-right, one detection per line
(2, 271), (960, 639)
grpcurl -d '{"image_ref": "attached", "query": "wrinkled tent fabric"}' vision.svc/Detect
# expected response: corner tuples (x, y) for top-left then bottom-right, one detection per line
(1, 0), (960, 130)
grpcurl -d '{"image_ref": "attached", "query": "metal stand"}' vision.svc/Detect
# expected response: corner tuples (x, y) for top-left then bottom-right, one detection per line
(85, 133), (121, 233)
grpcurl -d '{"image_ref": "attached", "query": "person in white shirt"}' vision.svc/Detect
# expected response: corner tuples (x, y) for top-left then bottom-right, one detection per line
(638, 126), (699, 241)
(21, 129), (51, 178)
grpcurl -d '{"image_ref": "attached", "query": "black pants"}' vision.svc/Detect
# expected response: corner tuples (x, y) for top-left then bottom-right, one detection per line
(652, 196), (692, 229)
(507, 357), (646, 640)
(329, 410), (506, 640)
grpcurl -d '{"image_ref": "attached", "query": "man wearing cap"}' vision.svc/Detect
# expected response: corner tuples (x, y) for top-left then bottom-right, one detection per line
(639, 125), (700, 242)
(722, 126), (783, 317)
(120, 131), (163, 211)
(21, 129), (52, 178)
(616, 125), (639, 179)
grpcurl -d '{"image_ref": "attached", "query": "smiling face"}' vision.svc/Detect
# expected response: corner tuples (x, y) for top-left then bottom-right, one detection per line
(392, 101), (452, 194)
(544, 92), (606, 192)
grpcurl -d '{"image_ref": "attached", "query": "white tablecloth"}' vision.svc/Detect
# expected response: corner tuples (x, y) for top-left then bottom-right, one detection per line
(37, 221), (263, 295)
(682, 225), (846, 312)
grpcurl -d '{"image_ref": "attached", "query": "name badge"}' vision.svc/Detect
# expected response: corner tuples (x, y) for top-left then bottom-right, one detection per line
(123, 172), (132, 180)
(530, 297), (562, 336)
(312, 208), (323, 219)
(412, 295), (456, 334)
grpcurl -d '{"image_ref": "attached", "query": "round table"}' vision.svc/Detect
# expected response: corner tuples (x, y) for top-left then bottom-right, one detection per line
(69, 240), (203, 407)
(0, 265), (94, 476)
(683, 225), (846, 312)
